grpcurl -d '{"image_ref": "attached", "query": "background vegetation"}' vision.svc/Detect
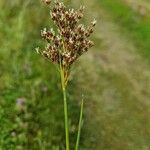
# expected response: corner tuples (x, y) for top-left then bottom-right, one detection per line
(0, 0), (150, 149)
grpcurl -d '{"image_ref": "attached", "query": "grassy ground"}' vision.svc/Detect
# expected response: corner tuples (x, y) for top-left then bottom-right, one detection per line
(73, 0), (150, 149)
(0, 0), (150, 149)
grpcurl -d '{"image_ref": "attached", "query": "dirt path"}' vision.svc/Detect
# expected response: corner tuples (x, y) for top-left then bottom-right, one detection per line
(89, 8), (150, 104)
(123, 0), (150, 17)
(73, 0), (150, 149)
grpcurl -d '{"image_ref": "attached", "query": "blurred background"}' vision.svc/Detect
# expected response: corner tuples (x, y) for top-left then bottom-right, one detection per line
(0, 0), (150, 149)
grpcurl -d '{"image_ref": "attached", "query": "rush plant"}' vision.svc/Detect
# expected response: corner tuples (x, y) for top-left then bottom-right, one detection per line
(36, 0), (96, 149)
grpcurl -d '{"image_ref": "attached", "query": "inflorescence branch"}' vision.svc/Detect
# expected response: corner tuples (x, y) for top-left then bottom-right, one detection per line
(40, 0), (96, 85)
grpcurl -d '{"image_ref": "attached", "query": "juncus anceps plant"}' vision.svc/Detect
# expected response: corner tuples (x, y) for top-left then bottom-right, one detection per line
(37, 0), (96, 149)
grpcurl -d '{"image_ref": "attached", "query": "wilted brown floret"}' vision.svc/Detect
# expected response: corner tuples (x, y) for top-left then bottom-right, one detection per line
(40, 0), (96, 82)
(42, 0), (52, 5)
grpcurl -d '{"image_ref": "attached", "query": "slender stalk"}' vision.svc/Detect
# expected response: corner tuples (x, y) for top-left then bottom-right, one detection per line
(60, 64), (70, 150)
(75, 98), (84, 150)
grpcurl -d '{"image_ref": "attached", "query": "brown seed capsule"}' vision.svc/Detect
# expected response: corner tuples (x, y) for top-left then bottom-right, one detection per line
(91, 19), (97, 26)
(42, 0), (51, 5)
(42, 51), (49, 58)
(39, 1), (96, 82)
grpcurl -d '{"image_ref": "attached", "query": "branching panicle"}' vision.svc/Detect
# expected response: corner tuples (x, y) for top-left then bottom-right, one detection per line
(40, 1), (96, 82)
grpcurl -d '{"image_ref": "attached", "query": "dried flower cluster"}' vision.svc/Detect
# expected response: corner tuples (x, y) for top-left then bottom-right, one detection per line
(40, 0), (96, 82)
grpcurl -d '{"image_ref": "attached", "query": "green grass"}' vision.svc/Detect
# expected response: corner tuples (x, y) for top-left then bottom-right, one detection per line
(73, 61), (150, 150)
(98, 0), (150, 63)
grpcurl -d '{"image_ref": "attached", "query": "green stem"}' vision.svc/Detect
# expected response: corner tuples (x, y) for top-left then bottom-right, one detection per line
(75, 98), (84, 150)
(60, 64), (70, 150)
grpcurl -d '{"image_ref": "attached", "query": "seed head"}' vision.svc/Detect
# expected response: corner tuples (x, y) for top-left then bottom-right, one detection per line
(38, 0), (96, 83)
